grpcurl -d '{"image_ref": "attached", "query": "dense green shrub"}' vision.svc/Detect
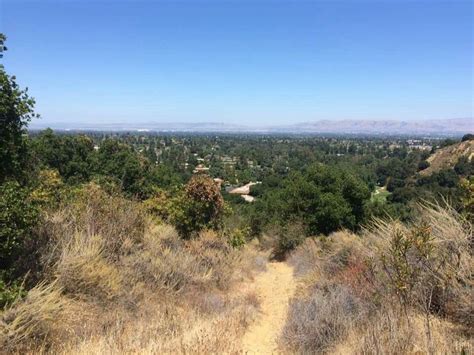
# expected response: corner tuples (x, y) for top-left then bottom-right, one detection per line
(454, 156), (473, 176)
(0, 182), (39, 306)
(30, 169), (64, 208)
(0, 278), (25, 308)
(226, 227), (250, 248)
(461, 133), (474, 142)
(32, 129), (96, 184)
(417, 160), (430, 171)
(0, 181), (39, 276)
(273, 222), (306, 259)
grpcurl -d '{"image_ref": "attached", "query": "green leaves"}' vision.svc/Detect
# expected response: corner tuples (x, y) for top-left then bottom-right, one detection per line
(259, 164), (370, 236)
(0, 67), (38, 183)
(0, 181), (39, 276)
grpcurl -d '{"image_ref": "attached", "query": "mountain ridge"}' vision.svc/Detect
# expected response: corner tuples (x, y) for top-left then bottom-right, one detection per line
(30, 118), (472, 135)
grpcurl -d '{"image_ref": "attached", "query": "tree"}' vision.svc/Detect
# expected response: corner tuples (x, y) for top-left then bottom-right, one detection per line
(418, 160), (430, 171)
(96, 139), (150, 197)
(454, 156), (473, 176)
(32, 129), (96, 183)
(258, 164), (370, 236)
(0, 34), (39, 183)
(461, 133), (474, 142)
(309, 192), (354, 235)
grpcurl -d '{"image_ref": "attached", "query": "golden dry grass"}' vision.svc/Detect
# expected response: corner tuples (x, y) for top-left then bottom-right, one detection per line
(0, 184), (267, 353)
(0, 281), (68, 351)
(282, 204), (473, 354)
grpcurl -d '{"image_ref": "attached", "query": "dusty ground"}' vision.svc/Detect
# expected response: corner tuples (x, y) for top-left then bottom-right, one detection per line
(241, 262), (297, 354)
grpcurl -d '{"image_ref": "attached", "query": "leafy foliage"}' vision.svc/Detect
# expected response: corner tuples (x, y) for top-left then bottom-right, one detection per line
(30, 169), (64, 208)
(256, 164), (370, 236)
(0, 182), (39, 284)
(0, 279), (26, 308)
(170, 175), (225, 238)
(32, 129), (95, 184)
(0, 34), (38, 184)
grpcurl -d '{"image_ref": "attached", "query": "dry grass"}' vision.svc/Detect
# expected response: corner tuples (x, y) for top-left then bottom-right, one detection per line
(282, 204), (473, 354)
(57, 290), (259, 354)
(281, 282), (369, 353)
(0, 184), (267, 353)
(363, 203), (473, 327)
(41, 182), (147, 259)
(0, 281), (69, 351)
(352, 308), (472, 355)
(53, 233), (123, 303)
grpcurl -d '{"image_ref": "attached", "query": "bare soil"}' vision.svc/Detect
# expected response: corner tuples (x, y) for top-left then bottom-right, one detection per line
(240, 262), (297, 354)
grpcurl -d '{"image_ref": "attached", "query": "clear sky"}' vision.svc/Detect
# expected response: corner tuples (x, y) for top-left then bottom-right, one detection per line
(2, 0), (473, 127)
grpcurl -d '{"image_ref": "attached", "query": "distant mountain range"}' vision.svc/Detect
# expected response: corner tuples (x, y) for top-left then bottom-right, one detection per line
(269, 118), (472, 135)
(30, 118), (472, 136)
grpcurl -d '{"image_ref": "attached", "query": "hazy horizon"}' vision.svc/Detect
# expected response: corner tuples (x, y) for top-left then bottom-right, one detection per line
(3, 0), (473, 127)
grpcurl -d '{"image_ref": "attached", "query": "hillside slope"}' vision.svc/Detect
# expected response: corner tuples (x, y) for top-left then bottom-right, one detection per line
(419, 139), (473, 176)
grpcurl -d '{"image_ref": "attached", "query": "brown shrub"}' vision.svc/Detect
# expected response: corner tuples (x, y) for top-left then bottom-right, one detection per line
(281, 282), (369, 353)
(363, 203), (473, 327)
(187, 230), (241, 290)
(170, 174), (225, 239)
(47, 183), (147, 257)
(121, 225), (210, 294)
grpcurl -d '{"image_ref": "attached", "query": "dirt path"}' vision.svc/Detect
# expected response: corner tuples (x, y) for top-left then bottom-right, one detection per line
(241, 262), (297, 354)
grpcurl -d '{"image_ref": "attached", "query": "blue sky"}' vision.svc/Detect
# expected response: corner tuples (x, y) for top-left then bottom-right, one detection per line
(2, 0), (473, 126)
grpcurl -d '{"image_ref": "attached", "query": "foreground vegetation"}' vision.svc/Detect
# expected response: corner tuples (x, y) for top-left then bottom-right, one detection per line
(282, 204), (472, 353)
(0, 183), (267, 352)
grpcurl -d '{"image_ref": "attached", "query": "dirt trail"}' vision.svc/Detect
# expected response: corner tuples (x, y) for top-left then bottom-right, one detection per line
(241, 262), (297, 354)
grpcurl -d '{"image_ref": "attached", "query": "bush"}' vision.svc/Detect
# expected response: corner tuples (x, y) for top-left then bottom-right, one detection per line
(226, 227), (249, 249)
(142, 188), (173, 221)
(454, 156), (473, 176)
(53, 182), (147, 257)
(282, 204), (472, 353)
(0, 182), (38, 280)
(0, 279), (25, 308)
(170, 175), (224, 239)
(365, 204), (473, 326)
(273, 222), (306, 259)
(417, 160), (430, 171)
(281, 283), (367, 353)
(55, 233), (123, 302)
(30, 169), (64, 208)
(460, 177), (474, 222)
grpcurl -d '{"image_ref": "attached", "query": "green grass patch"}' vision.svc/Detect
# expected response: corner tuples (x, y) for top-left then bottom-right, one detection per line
(371, 187), (390, 203)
